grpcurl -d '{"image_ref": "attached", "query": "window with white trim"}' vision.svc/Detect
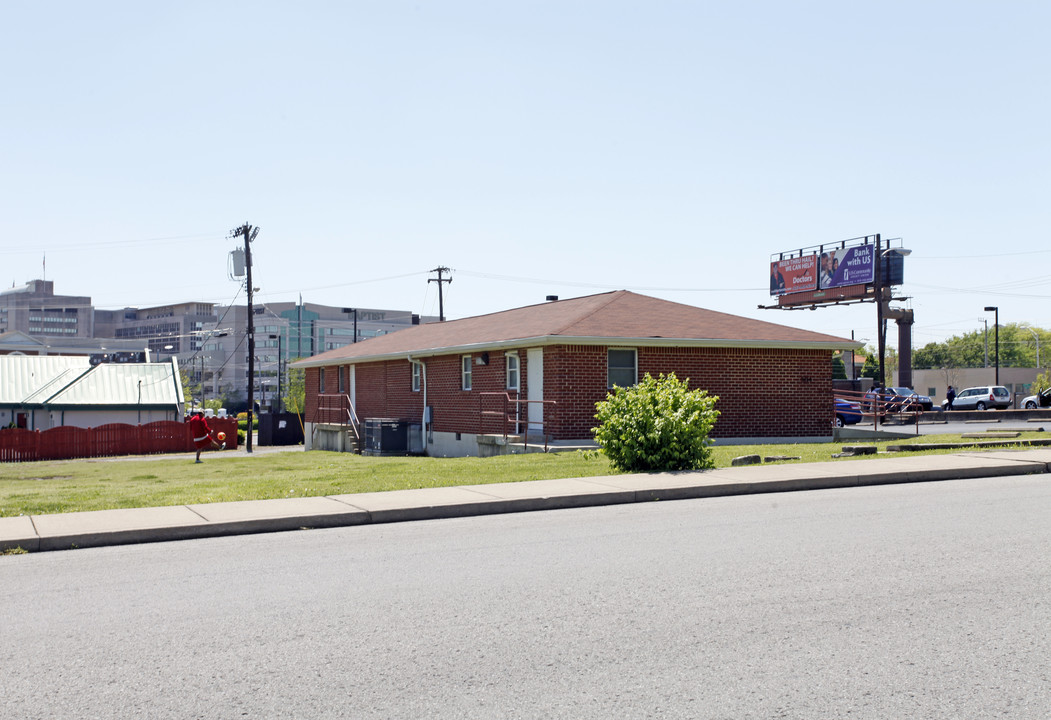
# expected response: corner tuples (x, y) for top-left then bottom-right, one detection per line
(607, 348), (637, 388)
(506, 352), (520, 391)
(319, 368), (326, 393)
(461, 355), (472, 390)
(411, 362), (421, 392)
(338, 366), (346, 394)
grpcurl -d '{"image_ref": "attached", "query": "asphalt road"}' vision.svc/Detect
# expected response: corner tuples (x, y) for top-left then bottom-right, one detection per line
(3, 475), (1050, 719)
(860, 413), (1046, 436)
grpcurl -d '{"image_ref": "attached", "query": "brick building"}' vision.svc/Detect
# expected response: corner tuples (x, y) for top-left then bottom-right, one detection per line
(294, 291), (859, 456)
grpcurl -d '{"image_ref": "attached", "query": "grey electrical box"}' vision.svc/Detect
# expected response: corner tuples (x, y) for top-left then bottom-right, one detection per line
(231, 248), (246, 277)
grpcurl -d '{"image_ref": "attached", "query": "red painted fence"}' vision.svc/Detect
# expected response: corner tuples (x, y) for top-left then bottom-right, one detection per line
(0, 418), (239, 463)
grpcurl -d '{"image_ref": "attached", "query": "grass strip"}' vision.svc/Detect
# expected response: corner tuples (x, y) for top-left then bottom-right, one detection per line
(1, 432), (1047, 517)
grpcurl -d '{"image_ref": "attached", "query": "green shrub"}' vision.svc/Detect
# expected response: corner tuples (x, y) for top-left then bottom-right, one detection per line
(592, 372), (720, 473)
(1031, 370), (1051, 394)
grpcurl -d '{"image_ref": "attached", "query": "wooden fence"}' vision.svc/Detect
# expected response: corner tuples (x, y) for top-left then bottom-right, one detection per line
(0, 418), (239, 462)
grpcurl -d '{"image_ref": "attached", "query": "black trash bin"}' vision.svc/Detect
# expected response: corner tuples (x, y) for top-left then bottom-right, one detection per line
(257, 413), (305, 446)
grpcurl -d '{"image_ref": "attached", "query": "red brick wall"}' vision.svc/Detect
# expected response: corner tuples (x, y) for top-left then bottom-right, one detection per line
(418, 353), (521, 434)
(304, 344), (832, 440)
(544, 345), (832, 438)
(304, 367), (320, 418)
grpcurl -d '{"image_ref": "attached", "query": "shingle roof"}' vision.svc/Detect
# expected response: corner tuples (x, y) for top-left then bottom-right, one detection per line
(293, 291), (859, 368)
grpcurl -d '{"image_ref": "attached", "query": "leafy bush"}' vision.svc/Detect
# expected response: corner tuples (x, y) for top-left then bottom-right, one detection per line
(1032, 370), (1051, 394)
(592, 372), (720, 473)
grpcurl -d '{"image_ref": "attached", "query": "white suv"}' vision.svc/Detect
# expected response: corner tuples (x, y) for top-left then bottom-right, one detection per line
(949, 386), (1012, 410)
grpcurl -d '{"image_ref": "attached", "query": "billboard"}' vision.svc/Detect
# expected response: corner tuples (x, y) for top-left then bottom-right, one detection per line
(818, 244), (874, 290)
(769, 255), (817, 295)
(770, 235), (892, 302)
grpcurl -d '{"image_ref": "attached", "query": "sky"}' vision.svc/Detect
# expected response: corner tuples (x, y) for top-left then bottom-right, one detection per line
(2, 1), (1049, 351)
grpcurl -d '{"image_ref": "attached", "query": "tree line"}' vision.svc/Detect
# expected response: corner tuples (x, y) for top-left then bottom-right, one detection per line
(834, 323), (1048, 381)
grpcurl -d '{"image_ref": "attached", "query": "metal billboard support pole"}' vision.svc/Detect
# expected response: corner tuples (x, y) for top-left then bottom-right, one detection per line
(874, 234), (885, 391)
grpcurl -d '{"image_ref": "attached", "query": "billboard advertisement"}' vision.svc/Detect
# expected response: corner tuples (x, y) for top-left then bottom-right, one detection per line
(769, 255), (817, 296)
(819, 244), (874, 289)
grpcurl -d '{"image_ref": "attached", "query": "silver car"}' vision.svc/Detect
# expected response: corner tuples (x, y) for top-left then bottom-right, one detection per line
(1021, 388), (1051, 409)
(949, 385), (1012, 410)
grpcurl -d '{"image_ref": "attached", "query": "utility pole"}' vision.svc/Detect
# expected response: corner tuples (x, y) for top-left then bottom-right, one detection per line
(342, 308), (358, 343)
(429, 266), (452, 322)
(230, 222), (259, 453)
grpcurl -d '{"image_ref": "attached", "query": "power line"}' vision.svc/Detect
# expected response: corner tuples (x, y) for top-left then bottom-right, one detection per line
(0, 231), (226, 255)
(456, 269), (764, 293)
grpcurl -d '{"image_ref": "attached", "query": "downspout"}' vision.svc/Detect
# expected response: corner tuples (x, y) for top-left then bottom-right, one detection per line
(407, 355), (427, 452)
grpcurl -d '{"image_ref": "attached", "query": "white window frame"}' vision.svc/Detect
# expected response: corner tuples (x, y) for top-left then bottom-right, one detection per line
(506, 352), (520, 391)
(319, 368), (326, 394)
(338, 366), (346, 394)
(462, 355), (473, 391)
(411, 362), (421, 392)
(607, 348), (638, 389)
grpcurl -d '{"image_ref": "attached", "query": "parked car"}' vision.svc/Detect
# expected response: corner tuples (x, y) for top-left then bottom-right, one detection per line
(834, 398), (862, 427)
(943, 385), (1012, 411)
(863, 387), (931, 413)
(1021, 388), (1051, 410)
(884, 386), (934, 411)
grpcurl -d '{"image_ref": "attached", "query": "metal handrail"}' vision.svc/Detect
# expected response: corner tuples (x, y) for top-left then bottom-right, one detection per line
(834, 388), (924, 433)
(312, 393), (361, 442)
(479, 392), (557, 451)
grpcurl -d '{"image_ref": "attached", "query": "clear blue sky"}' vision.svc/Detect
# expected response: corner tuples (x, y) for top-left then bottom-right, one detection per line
(3, 1), (1048, 350)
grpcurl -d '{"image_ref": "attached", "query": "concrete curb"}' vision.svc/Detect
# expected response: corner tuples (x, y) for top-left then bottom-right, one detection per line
(3, 449), (1051, 553)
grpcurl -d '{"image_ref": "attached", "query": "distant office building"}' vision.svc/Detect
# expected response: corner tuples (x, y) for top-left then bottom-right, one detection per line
(1, 280), (430, 412)
(0, 280), (94, 338)
(200, 302), (432, 411)
(94, 302), (218, 356)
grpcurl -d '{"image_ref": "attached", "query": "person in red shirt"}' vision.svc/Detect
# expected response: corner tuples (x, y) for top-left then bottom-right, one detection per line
(188, 411), (224, 463)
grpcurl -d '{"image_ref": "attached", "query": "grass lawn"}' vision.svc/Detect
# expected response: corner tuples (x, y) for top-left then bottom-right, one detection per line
(0, 432), (1047, 518)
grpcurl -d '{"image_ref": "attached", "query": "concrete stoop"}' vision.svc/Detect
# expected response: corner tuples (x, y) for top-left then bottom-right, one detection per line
(476, 434), (597, 457)
(834, 426), (916, 441)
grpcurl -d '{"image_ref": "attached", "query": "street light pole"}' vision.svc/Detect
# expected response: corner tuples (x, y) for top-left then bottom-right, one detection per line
(984, 306), (999, 385)
(270, 332), (283, 414)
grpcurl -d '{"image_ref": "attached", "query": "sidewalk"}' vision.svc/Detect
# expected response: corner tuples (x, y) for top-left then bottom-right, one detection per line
(4, 448), (1051, 553)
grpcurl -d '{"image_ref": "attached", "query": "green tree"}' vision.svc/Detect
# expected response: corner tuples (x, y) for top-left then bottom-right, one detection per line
(859, 351), (879, 380)
(832, 353), (847, 380)
(1031, 370), (1051, 394)
(178, 368), (198, 405)
(592, 372), (720, 473)
(284, 362), (305, 420)
(912, 323), (1048, 370)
